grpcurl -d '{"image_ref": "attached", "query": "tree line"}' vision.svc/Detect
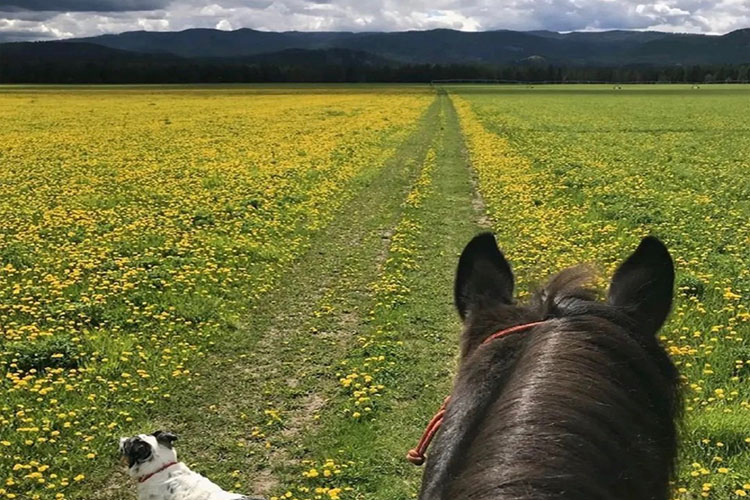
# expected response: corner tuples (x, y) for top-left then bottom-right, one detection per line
(1, 58), (749, 84)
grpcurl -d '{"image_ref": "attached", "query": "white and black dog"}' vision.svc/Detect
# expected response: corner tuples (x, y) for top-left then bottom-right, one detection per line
(119, 431), (265, 500)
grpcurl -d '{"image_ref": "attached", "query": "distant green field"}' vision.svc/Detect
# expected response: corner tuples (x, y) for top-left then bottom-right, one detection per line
(0, 85), (748, 500)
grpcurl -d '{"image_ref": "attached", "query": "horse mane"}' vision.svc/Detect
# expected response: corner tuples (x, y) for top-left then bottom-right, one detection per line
(420, 266), (681, 500)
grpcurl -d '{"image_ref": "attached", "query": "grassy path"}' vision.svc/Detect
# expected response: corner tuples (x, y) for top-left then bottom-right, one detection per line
(95, 94), (440, 499)
(99, 91), (483, 500)
(273, 92), (486, 499)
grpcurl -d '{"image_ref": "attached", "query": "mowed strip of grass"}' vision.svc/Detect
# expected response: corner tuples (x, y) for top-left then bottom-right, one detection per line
(90, 96), (444, 499)
(270, 92), (486, 500)
(451, 85), (750, 500)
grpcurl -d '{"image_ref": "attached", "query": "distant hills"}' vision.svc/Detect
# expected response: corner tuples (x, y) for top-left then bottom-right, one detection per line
(0, 41), (388, 67)
(65, 27), (750, 66)
(1, 28), (749, 83)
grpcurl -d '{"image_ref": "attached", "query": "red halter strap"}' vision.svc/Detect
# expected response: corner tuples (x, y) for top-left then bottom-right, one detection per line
(406, 321), (546, 466)
(138, 461), (179, 483)
(480, 321), (547, 345)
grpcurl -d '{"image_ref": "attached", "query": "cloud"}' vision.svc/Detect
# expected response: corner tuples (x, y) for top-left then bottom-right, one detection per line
(0, 1), (171, 12)
(0, 0), (746, 43)
(0, 0), (172, 26)
(0, 29), (52, 42)
(0, 16), (76, 41)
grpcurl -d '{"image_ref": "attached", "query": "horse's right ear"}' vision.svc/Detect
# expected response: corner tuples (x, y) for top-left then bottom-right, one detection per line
(608, 236), (674, 336)
(454, 233), (514, 321)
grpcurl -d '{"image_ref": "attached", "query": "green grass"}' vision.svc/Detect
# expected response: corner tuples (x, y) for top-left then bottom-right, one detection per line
(0, 86), (433, 500)
(450, 84), (750, 500)
(2, 84), (749, 500)
(272, 93), (486, 500)
(78, 92), (448, 500)
(110, 91), (486, 500)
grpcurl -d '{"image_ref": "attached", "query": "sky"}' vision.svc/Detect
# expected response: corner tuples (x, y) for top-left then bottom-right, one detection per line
(0, 0), (748, 43)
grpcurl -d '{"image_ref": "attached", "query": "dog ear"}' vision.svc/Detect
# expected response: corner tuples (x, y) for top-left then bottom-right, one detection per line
(152, 430), (179, 448)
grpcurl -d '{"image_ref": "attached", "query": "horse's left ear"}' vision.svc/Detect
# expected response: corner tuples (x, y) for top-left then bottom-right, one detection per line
(454, 233), (515, 321)
(608, 236), (674, 336)
(152, 430), (178, 448)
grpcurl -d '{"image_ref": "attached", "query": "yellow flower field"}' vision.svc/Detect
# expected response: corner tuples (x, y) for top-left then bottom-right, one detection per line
(452, 86), (750, 499)
(2, 85), (749, 500)
(0, 87), (432, 499)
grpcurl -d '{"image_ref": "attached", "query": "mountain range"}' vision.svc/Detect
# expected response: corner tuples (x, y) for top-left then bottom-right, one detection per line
(3, 27), (750, 67)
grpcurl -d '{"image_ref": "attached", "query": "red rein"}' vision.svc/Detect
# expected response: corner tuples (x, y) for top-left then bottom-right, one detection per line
(406, 397), (451, 466)
(406, 321), (547, 466)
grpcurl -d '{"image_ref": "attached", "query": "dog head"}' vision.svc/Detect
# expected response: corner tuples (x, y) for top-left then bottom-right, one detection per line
(119, 430), (179, 479)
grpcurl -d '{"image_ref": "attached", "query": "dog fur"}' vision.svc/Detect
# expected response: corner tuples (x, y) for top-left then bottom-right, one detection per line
(120, 431), (264, 500)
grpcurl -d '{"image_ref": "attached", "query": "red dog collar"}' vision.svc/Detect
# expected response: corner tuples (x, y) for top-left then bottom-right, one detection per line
(138, 461), (179, 483)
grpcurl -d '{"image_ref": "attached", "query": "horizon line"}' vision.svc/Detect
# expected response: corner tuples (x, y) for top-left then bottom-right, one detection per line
(7, 25), (747, 44)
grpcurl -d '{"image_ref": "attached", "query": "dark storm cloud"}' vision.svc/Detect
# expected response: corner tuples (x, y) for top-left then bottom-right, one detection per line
(0, 0), (747, 43)
(0, 0), (170, 12)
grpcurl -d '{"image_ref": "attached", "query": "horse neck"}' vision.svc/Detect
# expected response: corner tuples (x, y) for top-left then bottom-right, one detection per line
(419, 321), (678, 500)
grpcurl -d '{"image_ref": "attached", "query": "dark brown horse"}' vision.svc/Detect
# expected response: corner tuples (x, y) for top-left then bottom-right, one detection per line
(416, 233), (680, 500)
